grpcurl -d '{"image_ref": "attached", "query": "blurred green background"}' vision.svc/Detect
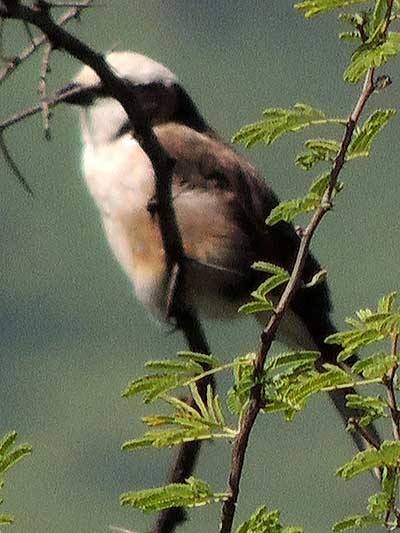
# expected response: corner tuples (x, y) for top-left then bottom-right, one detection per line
(1, 2), (400, 532)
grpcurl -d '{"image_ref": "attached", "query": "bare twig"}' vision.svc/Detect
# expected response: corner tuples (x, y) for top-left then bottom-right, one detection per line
(219, 67), (376, 533)
(109, 527), (139, 533)
(39, 42), (52, 139)
(0, 83), (82, 131)
(0, 0), (94, 84)
(44, 1), (98, 7)
(0, 131), (33, 196)
(0, 3), (211, 532)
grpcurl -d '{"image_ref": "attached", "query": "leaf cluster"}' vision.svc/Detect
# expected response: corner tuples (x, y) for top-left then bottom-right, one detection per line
(122, 383), (236, 451)
(238, 262), (289, 315)
(120, 477), (227, 513)
(236, 506), (303, 533)
(0, 431), (32, 527)
(326, 292), (400, 361)
(334, 454), (400, 530)
(122, 351), (220, 402)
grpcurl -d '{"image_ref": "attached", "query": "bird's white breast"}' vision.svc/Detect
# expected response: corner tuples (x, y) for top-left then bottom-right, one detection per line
(81, 134), (167, 316)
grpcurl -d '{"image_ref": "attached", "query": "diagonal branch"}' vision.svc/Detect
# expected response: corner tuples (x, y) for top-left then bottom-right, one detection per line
(0, 3), (211, 532)
(219, 67), (376, 533)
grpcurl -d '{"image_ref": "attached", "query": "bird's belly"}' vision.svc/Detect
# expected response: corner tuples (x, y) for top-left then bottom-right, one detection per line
(103, 214), (167, 316)
(82, 137), (167, 315)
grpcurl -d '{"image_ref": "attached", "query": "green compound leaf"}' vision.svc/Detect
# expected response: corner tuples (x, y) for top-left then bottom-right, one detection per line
(266, 196), (321, 225)
(0, 438), (32, 477)
(346, 393), (388, 427)
(122, 373), (186, 402)
(378, 292), (397, 313)
(367, 491), (391, 517)
(296, 138), (340, 170)
(339, 30), (362, 42)
(0, 432), (31, 528)
(327, 294), (400, 361)
(266, 173), (331, 226)
(332, 514), (382, 531)
(347, 110), (396, 159)
(238, 301), (275, 315)
(294, 0), (368, 18)
(177, 351), (221, 368)
(252, 262), (290, 276)
(351, 353), (397, 379)
(284, 365), (354, 410)
(145, 359), (204, 373)
(123, 383), (235, 451)
(0, 433), (17, 457)
(123, 352), (220, 402)
(0, 514), (14, 525)
(227, 355), (256, 414)
(236, 505), (303, 532)
(232, 104), (338, 148)
(122, 428), (213, 450)
(345, 394), (387, 415)
(120, 477), (227, 512)
(239, 263), (290, 316)
(336, 441), (400, 480)
(264, 351), (320, 372)
(251, 272), (290, 300)
(345, 33), (400, 83)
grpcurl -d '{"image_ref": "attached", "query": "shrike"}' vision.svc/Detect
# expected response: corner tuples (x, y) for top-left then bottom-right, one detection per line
(63, 51), (378, 450)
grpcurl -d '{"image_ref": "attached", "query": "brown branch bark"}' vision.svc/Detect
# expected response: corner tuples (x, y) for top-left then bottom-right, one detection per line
(219, 68), (376, 533)
(0, 0), (94, 83)
(0, 3), (211, 532)
(385, 333), (400, 441)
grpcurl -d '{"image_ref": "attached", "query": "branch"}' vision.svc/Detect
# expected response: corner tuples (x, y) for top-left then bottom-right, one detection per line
(219, 67), (376, 533)
(1, 3), (211, 532)
(0, 0), (94, 83)
(39, 42), (52, 139)
(385, 333), (400, 441)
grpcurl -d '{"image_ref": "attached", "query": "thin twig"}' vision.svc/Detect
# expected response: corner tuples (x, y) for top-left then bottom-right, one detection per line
(109, 527), (139, 533)
(219, 67), (376, 533)
(0, 131), (33, 196)
(385, 333), (400, 441)
(0, 0), (94, 84)
(45, 1), (98, 7)
(0, 83), (82, 131)
(39, 42), (52, 139)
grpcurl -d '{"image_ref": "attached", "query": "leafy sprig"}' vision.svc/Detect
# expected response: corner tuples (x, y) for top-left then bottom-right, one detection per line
(0, 431), (32, 527)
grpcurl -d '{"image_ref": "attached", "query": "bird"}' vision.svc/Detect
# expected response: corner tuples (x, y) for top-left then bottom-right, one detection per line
(61, 51), (379, 452)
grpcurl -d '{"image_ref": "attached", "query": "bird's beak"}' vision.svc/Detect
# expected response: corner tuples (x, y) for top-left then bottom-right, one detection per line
(56, 82), (97, 106)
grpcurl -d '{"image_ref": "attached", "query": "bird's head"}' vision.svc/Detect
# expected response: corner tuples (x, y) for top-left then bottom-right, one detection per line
(61, 51), (211, 145)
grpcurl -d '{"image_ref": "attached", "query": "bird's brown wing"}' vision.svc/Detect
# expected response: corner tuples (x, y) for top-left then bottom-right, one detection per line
(154, 122), (335, 347)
